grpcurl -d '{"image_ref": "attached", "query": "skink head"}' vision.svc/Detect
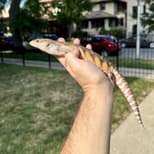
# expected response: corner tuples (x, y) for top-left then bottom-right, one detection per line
(30, 38), (71, 56)
(30, 38), (51, 49)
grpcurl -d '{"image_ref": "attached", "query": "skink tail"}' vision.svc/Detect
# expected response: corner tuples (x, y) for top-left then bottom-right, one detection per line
(112, 68), (144, 127)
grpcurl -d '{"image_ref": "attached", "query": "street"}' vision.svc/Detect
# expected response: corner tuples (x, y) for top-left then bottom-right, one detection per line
(119, 48), (154, 60)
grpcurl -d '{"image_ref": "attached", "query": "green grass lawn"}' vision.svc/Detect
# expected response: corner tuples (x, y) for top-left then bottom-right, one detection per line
(0, 63), (154, 154)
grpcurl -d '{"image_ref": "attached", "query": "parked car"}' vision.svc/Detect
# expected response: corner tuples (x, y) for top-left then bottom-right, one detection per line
(1, 33), (58, 52)
(0, 35), (18, 51)
(42, 34), (58, 40)
(0, 36), (7, 50)
(120, 35), (154, 48)
(81, 35), (121, 56)
(146, 35), (154, 48)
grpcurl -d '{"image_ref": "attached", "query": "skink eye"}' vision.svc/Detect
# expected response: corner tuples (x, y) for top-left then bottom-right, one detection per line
(47, 43), (50, 47)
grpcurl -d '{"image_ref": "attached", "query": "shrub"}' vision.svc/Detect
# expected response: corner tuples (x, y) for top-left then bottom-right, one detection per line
(72, 31), (88, 38)
(100, 27), (125, 39)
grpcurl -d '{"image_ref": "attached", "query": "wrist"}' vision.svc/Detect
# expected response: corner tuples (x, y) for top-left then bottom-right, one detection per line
(83, 79), (113, 95)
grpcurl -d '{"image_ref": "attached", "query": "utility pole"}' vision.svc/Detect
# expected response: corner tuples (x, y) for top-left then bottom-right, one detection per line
(136, 0), (141, 58)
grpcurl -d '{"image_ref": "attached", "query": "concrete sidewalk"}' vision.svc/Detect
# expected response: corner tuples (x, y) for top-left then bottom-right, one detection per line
(110, 90), (154, 154)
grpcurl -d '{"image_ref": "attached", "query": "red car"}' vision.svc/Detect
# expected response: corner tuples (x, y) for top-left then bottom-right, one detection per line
(0, 36), (8, 50)
(0, 35), (18, 51)
(81, 35), (121, 56)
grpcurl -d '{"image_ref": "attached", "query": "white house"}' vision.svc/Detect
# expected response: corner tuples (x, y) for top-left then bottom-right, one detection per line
(81, 0), (127, 35)
(81, 0), (152, 38)
(0, 5), (9, 18)
(126, 0), (147, 37)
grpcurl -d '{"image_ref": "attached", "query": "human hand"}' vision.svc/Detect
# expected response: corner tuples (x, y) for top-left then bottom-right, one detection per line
(59, 38), (113, 154)
(56, 38), (112, 93)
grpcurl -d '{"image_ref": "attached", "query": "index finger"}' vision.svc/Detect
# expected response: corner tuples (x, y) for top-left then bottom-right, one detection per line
(56, 38), (80, 67)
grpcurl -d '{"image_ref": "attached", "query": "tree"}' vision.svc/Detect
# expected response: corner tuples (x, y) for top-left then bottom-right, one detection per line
(0, 0), (8, 34)
(5, 0), (47, 48)
(142, 1), (154, 33)
(0, 0), (6, 13)
(8, 0), (23, 47)
(100, 27), (125, 39)
(11, 0), (47, 36)
(9, 0), (21, 21)
(51, 0), (93, 38)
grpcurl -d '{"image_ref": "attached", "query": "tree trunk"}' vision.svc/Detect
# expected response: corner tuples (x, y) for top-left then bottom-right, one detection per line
(9, 0), (21, 20)
(67, 23), (73, 39)
(9, 0), (22, 50)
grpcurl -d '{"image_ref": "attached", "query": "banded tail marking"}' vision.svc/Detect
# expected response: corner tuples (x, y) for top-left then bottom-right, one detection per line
(112, 68), (144, 127)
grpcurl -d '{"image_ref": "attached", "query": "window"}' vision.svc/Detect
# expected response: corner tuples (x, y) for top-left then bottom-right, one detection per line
(109, 19), (116, 28)
(100, 2), (105, 10)
(119, 18), (124, 26)
(132, 24), (137, 35)
(82, 20), (88, 28)
(143, 5), (146, 14)
(132, 6), (137, 19)
(91, 19), (104, 28)
(117, 4), (125, 12)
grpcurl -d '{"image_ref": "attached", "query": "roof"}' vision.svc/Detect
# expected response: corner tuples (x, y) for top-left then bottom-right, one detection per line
(39, 0), (53, 3)
(91, 0), (127, 3)
(91, 0), (106, 2)
(84, 11), (117, 19)
(119, 0), (127, 2)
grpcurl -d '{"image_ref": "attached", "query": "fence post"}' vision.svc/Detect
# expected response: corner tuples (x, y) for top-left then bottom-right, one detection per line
(0, 52), (4, 63)
(22, 51), (25, 66)
(116, 36), (121, 70)
(48, 54), (51, 69)
(116, 51), (119, 70)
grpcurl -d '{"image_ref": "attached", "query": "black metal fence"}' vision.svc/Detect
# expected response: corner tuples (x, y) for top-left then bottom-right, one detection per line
(116, 47), (154, 79)
(0, 47), (154, 79)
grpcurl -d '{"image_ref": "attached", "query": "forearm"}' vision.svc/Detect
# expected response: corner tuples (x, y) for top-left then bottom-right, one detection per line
(60, 82), (113, 154)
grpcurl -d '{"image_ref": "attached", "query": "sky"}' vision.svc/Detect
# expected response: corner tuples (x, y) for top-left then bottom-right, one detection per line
(4, 0), (26, 8)
(20, 0), (26, 8)
(0, 2), (4, 8)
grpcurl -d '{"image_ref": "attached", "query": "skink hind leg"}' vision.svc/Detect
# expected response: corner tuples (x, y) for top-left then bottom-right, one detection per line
(108, 72), (116, 85)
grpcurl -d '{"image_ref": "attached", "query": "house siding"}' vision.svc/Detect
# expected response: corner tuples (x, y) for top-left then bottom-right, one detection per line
(126, 0), (146, 37)
(81, 0), (126, 35)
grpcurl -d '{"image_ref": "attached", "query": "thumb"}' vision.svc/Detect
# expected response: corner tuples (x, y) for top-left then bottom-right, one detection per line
(65, 48), (82, 74)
